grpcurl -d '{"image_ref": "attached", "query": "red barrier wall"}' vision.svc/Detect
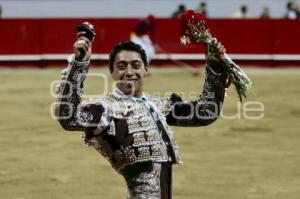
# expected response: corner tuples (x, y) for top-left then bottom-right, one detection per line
(1, 18), (300, 66)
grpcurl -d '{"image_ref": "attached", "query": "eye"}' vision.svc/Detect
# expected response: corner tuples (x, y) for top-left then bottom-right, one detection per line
(132, 61), (142, 69)
(117, 63), (127, 70)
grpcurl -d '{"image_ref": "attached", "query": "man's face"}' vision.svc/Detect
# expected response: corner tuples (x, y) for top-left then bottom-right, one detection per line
(111, 50), (148, 97)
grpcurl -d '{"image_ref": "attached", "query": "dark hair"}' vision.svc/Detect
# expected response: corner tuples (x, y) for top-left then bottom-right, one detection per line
(287, 2), (293, 10)
(241, 5), (248, 13)
(109, 41), (148, 73)
(179, 4), (186, 11)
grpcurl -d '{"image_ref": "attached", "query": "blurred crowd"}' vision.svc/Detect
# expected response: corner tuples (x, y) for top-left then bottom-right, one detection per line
(285, 0), (300, 19)
(0, 4), (2, 18)
(1, 1), (300, 19)
(171, 1), (300, 19)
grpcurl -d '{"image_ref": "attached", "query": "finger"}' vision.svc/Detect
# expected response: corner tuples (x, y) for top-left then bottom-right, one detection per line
(220, 44), (226, 53)
(76, 41), (89, 52)
(217, 42), (222, 50)
(219, 44), (224, 51)
(77, 44), (88, 53)
(78, 36), (91, 45)
(77, 32), (86, 38)
(211, 37), (217, 44)
(76, 33), (93, 44)
(82, 37), (92, 46)
(77, 39), (91, 48)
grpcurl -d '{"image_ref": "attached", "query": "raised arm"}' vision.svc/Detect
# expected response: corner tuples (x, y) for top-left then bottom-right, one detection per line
(54, 25), (101, 131)
(166, 39), (230, 126)
(54, 57), (89, 131)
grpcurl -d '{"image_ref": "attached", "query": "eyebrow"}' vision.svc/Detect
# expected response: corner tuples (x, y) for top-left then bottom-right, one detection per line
(131, 60), (142, 64)
(116, 61), (127, 65)
(116, 60), (142, 65)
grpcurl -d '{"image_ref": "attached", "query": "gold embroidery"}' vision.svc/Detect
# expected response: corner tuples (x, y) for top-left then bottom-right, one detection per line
(146, 131), (161, 143)
(122, 147), (136, 164)
(127, 118), (153, 133)
(87, 93), (182, 171)
(151, 144), (163, 158)
(137, 147), (151, 161)
(132, 132), (146, 147)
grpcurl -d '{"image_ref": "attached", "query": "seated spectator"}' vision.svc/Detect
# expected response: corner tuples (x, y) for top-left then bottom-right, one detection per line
(198, 1), (208, 18)
(260, 6), (271, 19)
(295, 3), (300, 18)
(0, 5), (2, 18)
(232, 5), (250, 18)
(285, 1), (297, 19)
(130, 15), (160, 64)
(172, 4), (186, 18)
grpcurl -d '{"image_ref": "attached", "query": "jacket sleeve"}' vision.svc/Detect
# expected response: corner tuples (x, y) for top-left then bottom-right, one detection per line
(54, 56), (104, 132)
(166, 65), (229, 127)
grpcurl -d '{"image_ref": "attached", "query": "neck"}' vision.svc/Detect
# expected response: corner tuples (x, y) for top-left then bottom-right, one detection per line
(133, 90), (143, 98)
(116, 86), (143, 98)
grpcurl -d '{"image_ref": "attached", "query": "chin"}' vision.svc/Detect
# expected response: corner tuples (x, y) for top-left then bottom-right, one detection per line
(118, 85), (134, 96)
(118, 82), (141, 96)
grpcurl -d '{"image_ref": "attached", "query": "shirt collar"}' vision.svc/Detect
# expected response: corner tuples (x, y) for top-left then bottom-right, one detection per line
(113, 87), (147, 102)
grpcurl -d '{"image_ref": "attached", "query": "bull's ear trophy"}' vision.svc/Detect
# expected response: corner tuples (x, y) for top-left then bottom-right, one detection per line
(75, 22), (96, 60)
(180, 10), (252, 102)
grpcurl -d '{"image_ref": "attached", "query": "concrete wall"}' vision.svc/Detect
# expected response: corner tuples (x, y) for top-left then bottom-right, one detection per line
(0, 0), (299, 18)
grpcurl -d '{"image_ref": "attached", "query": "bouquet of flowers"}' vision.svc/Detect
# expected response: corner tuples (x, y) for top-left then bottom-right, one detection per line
(180, 10), (252, 102)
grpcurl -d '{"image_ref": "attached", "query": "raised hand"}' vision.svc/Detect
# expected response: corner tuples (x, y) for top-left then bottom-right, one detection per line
(74, 22), (95, 62)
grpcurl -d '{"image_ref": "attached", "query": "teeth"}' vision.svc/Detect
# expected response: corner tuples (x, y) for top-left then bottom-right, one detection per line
(125, 80), (136, 83)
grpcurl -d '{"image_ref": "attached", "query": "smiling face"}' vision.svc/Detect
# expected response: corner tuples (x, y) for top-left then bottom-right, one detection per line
(111, 50), (148, 97)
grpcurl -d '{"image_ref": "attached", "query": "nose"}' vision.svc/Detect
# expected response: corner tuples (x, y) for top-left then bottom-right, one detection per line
(125, 65), (134, 77)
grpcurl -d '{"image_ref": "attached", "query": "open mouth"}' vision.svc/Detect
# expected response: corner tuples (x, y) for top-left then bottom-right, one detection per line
(123, 79), (138, 84)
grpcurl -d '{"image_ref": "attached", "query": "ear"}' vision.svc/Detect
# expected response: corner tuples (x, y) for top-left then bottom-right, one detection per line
(143, 65), (148, 77)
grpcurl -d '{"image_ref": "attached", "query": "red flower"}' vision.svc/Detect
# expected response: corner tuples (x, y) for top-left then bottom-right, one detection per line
(180, 10), (205, 26)
(180, 10), (195, 22)
(180, 10), (192, 31)
(195, 12), (205, 21)
(180, 10), (205, 35)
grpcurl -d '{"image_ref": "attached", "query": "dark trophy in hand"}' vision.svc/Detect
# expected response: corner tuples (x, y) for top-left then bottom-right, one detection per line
(76, 22), (96, 60)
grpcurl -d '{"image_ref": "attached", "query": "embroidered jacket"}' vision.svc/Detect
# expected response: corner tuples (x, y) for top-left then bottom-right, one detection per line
(54, 56), (228, 173)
